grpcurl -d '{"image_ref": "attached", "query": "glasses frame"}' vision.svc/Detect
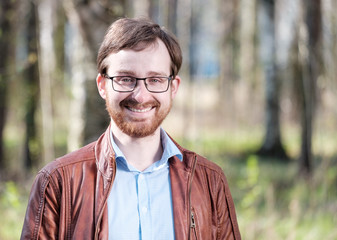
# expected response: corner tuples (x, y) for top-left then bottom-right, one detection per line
(104, 74), (173, 93)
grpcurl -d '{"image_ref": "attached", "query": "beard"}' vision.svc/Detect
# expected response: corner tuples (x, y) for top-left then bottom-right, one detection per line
(106, 94), (172, 138)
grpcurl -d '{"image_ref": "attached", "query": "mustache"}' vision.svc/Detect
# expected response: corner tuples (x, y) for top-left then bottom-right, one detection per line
(119, 97), (160, 109)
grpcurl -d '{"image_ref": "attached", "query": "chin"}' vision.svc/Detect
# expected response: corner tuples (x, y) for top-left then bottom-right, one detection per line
(106, 99), (171, 138)
(119, 121), (160, 138)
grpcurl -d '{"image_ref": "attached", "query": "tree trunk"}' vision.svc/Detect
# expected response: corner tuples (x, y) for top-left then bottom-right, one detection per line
(240, 0), (257, 86)
(218, 0), (237, 121)
(0, 0), (16, 169)
(23, 2), (40, 168)
(63, 0), (88, 151)
(256, 0), (288, 159)
(62, 0), (125, 143)
(176, 0), (194, 140)
(167, 0), (178, 35)
(322, 0), (337, 93)
(37, 0), (56, 164)
(298, 0), (322, 175)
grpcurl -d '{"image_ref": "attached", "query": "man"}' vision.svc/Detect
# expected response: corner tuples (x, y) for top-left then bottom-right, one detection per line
(21, 17), (241, 239)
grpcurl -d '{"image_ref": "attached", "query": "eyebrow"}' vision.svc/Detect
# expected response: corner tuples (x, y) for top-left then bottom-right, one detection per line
(114, 70), (135, 76)
(114, 70), (169, 77)
(147, 71), (170, 76)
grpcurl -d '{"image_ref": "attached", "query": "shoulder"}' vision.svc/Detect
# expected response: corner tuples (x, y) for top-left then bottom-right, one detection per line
(191, 152), (230, 191)
(168, 135), (227, 179)
(177, 144), (226, 178)
(39, 141), (97, 177)
(28, 142), (98, 200)
(168, 134), (224, 175)
(194, 153), (224, 176)
(35, 142), (96, 189)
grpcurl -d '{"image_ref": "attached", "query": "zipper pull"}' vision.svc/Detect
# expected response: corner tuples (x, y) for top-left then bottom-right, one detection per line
(191, 211), (196, 228)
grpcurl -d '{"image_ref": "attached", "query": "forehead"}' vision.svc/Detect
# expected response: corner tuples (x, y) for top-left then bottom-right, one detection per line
(104, 39), (171, 76)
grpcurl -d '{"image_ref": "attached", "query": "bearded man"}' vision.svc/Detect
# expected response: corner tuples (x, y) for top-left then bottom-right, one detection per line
(21, 17), (241, 240)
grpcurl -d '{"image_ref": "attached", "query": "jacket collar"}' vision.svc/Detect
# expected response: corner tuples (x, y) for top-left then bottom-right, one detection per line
(167, 133), (197, 172)
(95, 125), (195, 177)
(95, 124), (116, 180)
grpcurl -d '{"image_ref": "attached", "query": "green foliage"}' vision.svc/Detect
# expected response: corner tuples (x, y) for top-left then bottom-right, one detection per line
(0, 181), (28, 240)
(238, 155), (263, 212)
(1, 131), (337, 239)
(182, 132), (337, 240)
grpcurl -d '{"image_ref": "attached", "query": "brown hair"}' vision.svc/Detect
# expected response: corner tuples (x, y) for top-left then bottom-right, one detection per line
(97, 17), (182, 77)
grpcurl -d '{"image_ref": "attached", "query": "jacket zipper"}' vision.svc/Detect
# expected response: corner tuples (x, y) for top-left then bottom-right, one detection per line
(191, 211), (196, 228)
(188, 155), (198, 240)
(190, 210), (198, 240)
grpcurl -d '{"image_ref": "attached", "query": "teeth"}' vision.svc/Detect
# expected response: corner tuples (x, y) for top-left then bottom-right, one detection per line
(128, 107), (152, 113)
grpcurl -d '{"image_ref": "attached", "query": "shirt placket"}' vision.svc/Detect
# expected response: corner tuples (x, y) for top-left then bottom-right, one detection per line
(137, 173), (151, 239)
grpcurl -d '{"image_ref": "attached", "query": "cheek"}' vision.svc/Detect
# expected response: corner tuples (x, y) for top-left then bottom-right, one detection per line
(106, 90), (127, 106)
(105, 94), (121, 114)
(158, 94), (172, 109)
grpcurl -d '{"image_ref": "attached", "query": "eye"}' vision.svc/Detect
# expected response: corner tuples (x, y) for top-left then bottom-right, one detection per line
(116, 76), (135, 83)
(148, 77), (164, 83)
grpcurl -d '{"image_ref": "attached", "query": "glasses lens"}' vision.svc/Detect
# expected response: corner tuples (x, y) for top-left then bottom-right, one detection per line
(113, 76), (136, 92)
(146, 77), (169, 92)
(110, 76), (171, 92)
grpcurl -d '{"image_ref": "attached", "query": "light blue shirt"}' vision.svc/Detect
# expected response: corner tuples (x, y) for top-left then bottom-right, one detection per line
(108, 128), (183, 240)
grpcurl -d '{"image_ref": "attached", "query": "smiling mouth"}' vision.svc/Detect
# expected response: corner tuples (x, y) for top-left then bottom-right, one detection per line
(120, 97), (160, 114)
(127, 107), (153, 113)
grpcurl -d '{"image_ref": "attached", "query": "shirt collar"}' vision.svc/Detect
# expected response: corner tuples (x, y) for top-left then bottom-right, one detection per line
(160, 128), (183, 162)
(110, 128), (183, 173)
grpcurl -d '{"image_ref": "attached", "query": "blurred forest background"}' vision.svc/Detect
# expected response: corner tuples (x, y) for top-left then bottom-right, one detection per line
(0, 0), (337, 239)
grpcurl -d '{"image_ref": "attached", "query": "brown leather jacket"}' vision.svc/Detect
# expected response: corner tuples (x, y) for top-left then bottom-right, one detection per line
(21, 126), (241, 239)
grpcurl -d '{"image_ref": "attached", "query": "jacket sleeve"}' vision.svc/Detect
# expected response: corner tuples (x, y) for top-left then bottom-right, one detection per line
(216, 171), (241, 240)
(21, 171), (61, 240)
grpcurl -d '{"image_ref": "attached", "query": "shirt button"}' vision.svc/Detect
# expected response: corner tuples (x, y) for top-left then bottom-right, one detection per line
(142, 206), (148, 213)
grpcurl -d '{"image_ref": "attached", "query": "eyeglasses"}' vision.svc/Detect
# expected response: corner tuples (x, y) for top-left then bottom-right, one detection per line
(104, 75), (173, 93)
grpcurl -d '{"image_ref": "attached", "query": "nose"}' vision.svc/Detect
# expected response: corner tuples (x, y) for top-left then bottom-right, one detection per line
(132, 80), (152, 103)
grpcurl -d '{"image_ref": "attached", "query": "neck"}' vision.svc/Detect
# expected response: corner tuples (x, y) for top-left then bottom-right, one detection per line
(111, 121), (163, 172)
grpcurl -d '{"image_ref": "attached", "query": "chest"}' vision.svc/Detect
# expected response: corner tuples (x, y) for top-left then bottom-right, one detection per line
(107, 163), (175, 239)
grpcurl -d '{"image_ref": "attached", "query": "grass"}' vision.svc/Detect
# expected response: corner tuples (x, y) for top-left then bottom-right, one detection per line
(1, 128), (337, 239)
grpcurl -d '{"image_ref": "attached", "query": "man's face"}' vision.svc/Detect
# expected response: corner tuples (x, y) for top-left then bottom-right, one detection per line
(97, 39), (180, 138)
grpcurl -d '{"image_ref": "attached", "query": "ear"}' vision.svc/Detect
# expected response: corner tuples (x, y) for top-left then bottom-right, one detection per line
(96, 74), (107, 99)
(170, 75), (181, 99)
